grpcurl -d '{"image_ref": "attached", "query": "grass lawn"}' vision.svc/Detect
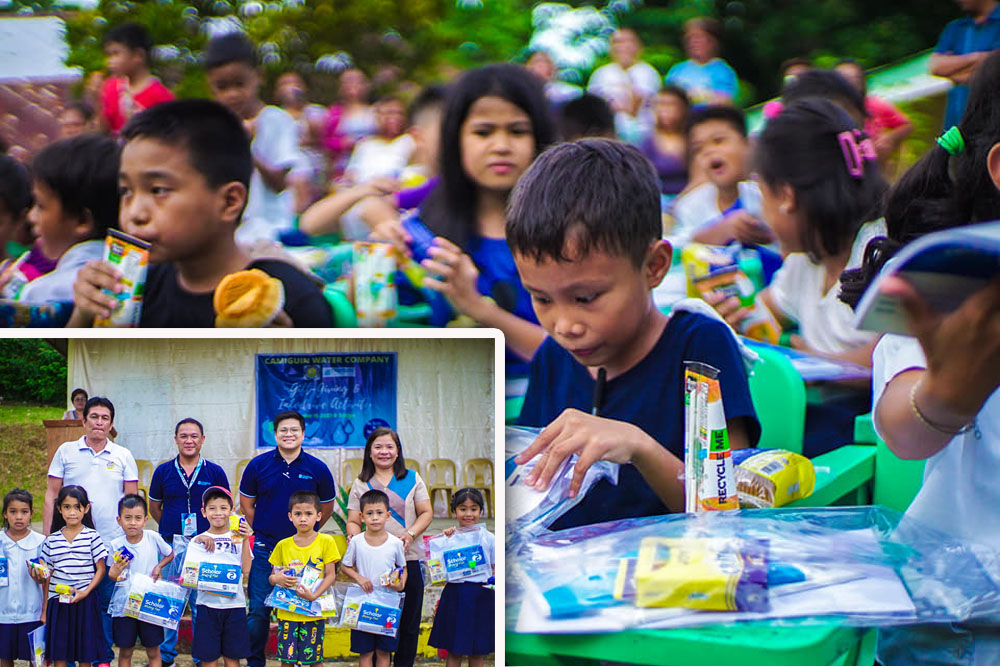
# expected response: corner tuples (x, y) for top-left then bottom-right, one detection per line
(0, 403), (63, 522)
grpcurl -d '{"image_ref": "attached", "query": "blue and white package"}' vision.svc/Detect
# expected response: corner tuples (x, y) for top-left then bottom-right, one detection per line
(0, 556), (8, 586)
(180, 540), (241, 597)
(121, 573), (189, 630)
(266, 585), (323, 617)
(424, 525), (492, 584)
(338, 584), (403, 637)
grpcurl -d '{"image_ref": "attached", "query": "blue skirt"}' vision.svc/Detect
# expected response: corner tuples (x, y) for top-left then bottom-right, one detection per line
(0, 620), (43, 661)
(45, 594), (104, 662)
(428, 582), (494, 656)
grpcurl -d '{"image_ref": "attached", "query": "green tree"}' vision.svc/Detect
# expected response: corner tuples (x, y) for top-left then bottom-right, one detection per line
(0, 339), (67, 406)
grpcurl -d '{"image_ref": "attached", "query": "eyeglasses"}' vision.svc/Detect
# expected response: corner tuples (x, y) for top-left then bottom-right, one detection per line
(277, 427), (302, 435)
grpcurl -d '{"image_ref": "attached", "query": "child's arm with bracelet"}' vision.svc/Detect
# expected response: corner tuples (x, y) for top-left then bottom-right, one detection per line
(875, 276), (1000, 461)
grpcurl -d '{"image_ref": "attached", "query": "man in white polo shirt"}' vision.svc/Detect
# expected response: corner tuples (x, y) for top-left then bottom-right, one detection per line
(44, 396), (138, 667)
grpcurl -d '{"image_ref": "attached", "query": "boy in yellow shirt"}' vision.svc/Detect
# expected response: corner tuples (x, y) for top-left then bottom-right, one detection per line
(268, 491), (342, 667)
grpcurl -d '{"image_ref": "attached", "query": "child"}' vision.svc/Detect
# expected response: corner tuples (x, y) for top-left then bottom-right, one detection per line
(0, 135), (119, 303)
(340, 490), (407, 667)
(669, 105), (775, 254)
(0, 155), (31, 264)
(59, 101), (95, 139)
(36, 485), (108, 667)
(343, 95), (414, 186)
(382, 64), (556, 373)
(506, 138), (759, 529)
(190, 487), (252, 667)
(99, 22), (174, 135)
(203, 32), (303, 245)
(838, 50), (1000, 665)
(708, 99), (887, 455)
(0, 489), (45, 667)
(69, 99), (333, 327)
(427, 489), (494, 667)
(106, 494), (173, 667)
(267, 491), (342, 667)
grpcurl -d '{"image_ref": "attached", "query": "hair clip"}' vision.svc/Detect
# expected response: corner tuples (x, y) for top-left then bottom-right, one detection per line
(936, 126), (965, 156)
(837, 129), (877, 179)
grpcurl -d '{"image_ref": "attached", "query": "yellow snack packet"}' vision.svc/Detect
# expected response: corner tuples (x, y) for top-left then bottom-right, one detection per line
(735, 449), (815, 508)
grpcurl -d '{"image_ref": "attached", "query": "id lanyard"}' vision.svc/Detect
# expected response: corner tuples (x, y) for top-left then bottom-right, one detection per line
(174, 457), (205, 514)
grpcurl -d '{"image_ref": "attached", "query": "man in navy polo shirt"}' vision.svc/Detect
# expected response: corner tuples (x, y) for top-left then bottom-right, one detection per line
(239, 410), (336, 667)
(148, 417), (229, 667)
(930, 0), (1000, 128)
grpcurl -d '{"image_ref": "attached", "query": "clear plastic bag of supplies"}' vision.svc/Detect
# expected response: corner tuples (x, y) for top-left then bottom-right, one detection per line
(424, 525), (493, 584)
(113, 573), (190, 630)
(28, 625), (44, 666)
(505, 426), (620, 541)
(336, 583), (404, 637)
(510, 506), (1000, 633)
(264, 564), (338, 617)
(180, 538), (241, 597)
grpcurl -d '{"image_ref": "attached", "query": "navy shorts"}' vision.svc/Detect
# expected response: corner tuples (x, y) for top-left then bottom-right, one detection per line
(350, 629), (397, 655)
(113, 616), (165, 648)
(192, 605), (251, 662)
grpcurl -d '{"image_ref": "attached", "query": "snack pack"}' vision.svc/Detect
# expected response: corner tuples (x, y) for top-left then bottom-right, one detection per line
(352, 242), (398, 326)
(424, 525), (492, 585)
(121, 573), (189, 629)
(94, 229), (150, 328)
(264, 564), (338, 618)
(684, 362), (739, 512)
(111, 545), (135, 581)
(338, 584), (403, 637)
(180, 539), (241, 597)
(26, 557), (51, 580)
(379, 567), (404, 587)
(734, 448), (815, 508)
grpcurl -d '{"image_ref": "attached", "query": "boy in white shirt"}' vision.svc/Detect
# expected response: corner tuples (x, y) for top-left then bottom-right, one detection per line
(340, 490), (407, 667)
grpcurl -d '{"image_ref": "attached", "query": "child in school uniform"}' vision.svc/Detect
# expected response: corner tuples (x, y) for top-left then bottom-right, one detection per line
(340, 490), (407, 667)
(0, 489), (45, 667)
(35, 485), (109, 667)
(427, 488), (495, 667)
(106, 494), (174, 667)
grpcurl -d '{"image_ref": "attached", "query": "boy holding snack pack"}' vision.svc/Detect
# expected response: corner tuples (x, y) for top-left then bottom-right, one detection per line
(189, 487), (252, 667)
(340, 490), (406, 667)
(69, 99), (332, 327)
(507, 139), (760, 528)
(267, 491), (341, 667)
(107, 494), (174, 667)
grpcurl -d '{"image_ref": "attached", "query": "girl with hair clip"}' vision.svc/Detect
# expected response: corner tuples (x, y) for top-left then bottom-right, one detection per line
(839, 50), (1000, 667)
(371, 63), (556, 375)
(0, 489), (45, 667)
(344, 428), (433, 667)
(427, 488), (495, 667)
(708, 97), (887, 455)
(33, 485), (108, 667)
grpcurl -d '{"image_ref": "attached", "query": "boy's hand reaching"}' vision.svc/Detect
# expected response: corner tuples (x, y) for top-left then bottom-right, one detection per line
(356, 576), (374, 594)
(370, 219), (411, 257)
(442, 526), (457, 537)
(514, 409), (659, 498)
(72, 260), (124, 322)
(296, 584), (319, 601)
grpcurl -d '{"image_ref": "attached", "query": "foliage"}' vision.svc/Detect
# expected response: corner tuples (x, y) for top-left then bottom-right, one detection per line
(0, 404), (61, 523)
(329, 483), (351, 534)
(0, 340), (67, 406)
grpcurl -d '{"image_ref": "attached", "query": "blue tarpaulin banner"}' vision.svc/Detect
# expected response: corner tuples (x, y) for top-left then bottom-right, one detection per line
(255, 353), (397, 449)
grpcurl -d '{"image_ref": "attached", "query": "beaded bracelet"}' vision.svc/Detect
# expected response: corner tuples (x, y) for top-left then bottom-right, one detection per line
(909, 379), (977, 436)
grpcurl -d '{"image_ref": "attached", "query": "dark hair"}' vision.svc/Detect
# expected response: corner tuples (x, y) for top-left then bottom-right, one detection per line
(31, 134), (120, 240)
(288, 490), (321, 512)
(2, 488), (32, 530)
(685, 17), (723, 43)
(833, 59), (868, 96)
(420, 63), (556, 250)
(104, 22), (153, 61)
(507, 139), (661, 268)
(83, 396), (115, 423)
(755, 98), (887, 261)
(781, 70), (866, 125)
(202, 486), (233, 508)
(118, 493), (147, 516)
(122, 99), (253, 191)
(359, 489), (390, 512)
(359, 427), (408, 482)
(408, 84), (447, 125)
(273, 410), (305, 433)
(450, 487), (485, 513)
(686, 104), (747, 139)
(70, 388), (88, 402)
(558, 93), (615, 141)
(65, 101), (95, 123)
(51, 485), (96, 533)
(175, 417), (204, 436)
(840, 50), (1000, 308)
(780, 57), (813, 78)
(0, 154), (31, 220)
(203, 32), (256, 71)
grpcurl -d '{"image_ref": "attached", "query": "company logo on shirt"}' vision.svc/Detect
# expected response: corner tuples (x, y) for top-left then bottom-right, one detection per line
(298, 474), (313, 480)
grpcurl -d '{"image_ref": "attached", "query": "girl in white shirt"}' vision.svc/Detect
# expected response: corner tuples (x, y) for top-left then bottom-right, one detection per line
(0, 489), (45, 667)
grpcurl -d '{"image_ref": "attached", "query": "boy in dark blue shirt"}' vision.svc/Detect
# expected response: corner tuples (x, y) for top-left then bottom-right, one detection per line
(507, 138), (760, 529)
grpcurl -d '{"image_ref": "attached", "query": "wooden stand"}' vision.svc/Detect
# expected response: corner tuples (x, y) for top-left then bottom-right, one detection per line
(42, 419), (84, 468)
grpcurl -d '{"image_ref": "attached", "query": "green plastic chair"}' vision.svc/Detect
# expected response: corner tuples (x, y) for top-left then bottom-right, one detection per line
(747, 345), (807, 454)
(854, 413), (925, 513)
